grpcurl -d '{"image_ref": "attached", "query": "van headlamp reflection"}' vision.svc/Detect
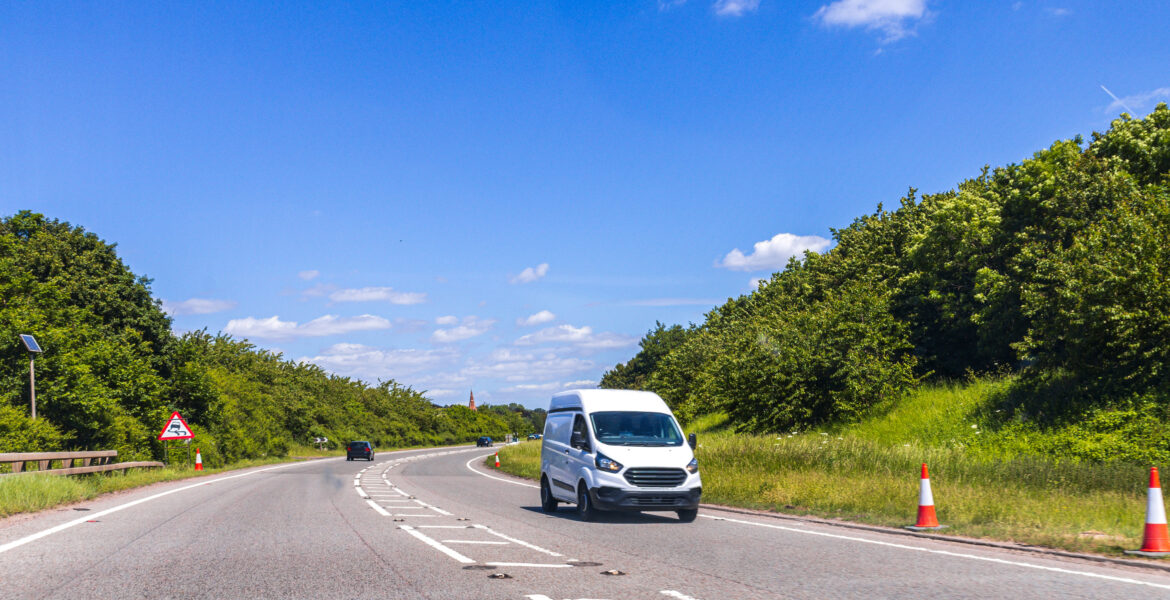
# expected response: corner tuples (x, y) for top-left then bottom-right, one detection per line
(595, 452), (623, 473)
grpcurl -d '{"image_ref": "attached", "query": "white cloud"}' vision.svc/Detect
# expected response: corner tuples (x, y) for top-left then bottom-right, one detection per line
(1105, 87), (1170, 116)
(510, 263), (549, 284)
(563, 380), (597, 388)
(718, 232), (832, 272)
(301, 283), (337, 298)
(500, 382), (563, 394)
(463, 353), (595, 383)
(813, 0), (929, 42)
(432, 316), (496, 343)
(714, 0), (760, 17)
(298, 270), (320, 281)
(224, 314), (391, 341)
(1045, 7), (1069, 17)
(514, 324), (638, 350)
(435, 315), (459, 326)
(517, 310), (556, 326)
(162, 298), (237, 316)
(750, 277), (767, 289)
(299, 343), (456, 380)
(329, 287), (427, 305)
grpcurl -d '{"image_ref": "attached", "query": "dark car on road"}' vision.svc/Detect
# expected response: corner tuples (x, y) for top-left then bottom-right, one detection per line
(476, 436), (493, 447)
(347, 441), (375, 461)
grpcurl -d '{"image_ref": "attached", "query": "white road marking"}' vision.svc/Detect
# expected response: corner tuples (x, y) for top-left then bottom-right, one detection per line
(442, 539), (509, 545)
(418, 525), (474, 529)
(0, 459), (329, 555)
(399, 525), (474, 563)
(392, 513), (438, 517)
(366, 500), (390, 516)
(474, 524), (562, 557)
(428, 506), (454, 516)
(661, 591), (703, 600)
(700, 515), (1170, 591)
(485, 562), (572, 568)
(464, 454), (539, 488)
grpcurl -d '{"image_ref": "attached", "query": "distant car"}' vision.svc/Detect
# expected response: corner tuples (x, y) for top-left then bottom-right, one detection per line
(528, 433), (542, 440)
(476, 436), (493, 447)
(346, 441), (375, 461)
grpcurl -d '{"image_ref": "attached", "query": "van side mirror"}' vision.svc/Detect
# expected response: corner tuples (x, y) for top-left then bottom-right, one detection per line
(688, 433), (697, 450)
(571, 432), (590, 452)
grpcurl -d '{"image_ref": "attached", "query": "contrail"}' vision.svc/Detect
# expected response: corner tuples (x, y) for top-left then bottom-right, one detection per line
(1100, 85), (1135, 114)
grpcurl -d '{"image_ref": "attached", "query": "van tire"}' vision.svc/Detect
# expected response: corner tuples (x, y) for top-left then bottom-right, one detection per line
(540, 477), (558, 513)
(677, 508), (698, 522)
(576, 483), (597, 521)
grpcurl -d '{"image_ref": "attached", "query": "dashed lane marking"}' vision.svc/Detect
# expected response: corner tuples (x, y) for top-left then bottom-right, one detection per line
(398, 525), (474, 564)
(473, 524), (563, 557)
(441, 539), (509, 545)
(366, 500), (391, 517)
(486, 561), (572, 568)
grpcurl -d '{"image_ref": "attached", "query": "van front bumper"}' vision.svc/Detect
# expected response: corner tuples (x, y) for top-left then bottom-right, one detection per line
(590, 486), (701, 511)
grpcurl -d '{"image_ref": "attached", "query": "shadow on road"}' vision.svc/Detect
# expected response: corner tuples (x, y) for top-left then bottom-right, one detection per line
(518, 505), (684, 524)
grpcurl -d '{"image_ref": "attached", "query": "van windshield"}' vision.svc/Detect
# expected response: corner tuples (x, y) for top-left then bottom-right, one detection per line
(589, 411), (683, 447)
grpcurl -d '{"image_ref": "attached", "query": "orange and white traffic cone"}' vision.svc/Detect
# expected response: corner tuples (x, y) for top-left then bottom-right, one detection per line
(906, 463), (946, 531)
(494, 452), (500, 468)
(1126, 467), (1170, 557)
(194, 448), (203, 471)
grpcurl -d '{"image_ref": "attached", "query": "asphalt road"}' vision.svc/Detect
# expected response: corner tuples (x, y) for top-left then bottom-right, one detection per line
(4, 445), (1170, 599)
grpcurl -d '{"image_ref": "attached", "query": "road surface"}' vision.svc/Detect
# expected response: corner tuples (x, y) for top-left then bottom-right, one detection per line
(3, 445), (1170, 599)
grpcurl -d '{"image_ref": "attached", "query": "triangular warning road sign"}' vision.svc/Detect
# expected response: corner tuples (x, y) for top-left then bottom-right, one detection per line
(158, 411), (194, 440)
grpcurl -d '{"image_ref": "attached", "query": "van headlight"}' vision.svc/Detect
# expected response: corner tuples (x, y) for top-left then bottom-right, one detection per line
(686, 458), (698, 474)
(595, 453), (623, 473)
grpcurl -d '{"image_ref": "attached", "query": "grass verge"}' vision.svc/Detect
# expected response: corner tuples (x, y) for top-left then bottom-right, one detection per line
(0, 441), (462, 518)
(494, 381), (1159, 557)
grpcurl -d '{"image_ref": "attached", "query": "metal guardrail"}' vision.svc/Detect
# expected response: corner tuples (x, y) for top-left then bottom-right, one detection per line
(0, 451), (164, 476)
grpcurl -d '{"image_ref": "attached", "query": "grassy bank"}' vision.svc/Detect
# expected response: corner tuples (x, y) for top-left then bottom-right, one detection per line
(495, 380), (1160, 557)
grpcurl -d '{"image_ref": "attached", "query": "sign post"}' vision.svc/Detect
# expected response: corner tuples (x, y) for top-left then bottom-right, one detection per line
(19, 335), (43, 419)
(158, 411), (195, 466)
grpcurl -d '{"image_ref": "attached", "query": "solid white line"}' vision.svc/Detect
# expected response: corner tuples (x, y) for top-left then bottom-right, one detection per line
(0, 459), (328, 555)
(393, 514), (438, 517)
(526, 596), (554, 600)
(428, 506), (454, 516)
(474, 524), (562, 557)
(441, 539), (509, 545)
(354, 487), (367, 497)
(418, 525), (473, 529)
(484, 562), (572, 568)
(366, 500), (390, 516)
(700, 515), (1170, 591)
(464, 454), (539, 488)
(399, 525), (475, 564)
(661, 591), (703, 600)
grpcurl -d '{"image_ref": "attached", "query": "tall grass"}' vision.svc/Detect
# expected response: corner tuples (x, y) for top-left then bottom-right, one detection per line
(497, 380), (1160, 556)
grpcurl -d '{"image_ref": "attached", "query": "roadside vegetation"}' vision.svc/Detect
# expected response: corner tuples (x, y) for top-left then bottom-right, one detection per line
(580, 106), (1170, 556)
(0, 212), (545, 471)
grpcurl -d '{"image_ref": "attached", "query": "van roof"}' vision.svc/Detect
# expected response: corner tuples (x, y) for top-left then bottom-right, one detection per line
(549, 389), (672, 414)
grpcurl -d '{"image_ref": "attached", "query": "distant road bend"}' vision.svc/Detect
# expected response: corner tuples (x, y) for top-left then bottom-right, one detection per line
(3, 446), (1170, 599)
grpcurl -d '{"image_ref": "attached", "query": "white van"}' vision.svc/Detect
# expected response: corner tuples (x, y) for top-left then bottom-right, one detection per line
(539, 389), (701, 522)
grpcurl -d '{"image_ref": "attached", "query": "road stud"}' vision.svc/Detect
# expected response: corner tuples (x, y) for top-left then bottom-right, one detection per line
(905, 463), (946, 531)
(1126, 467), (1170, 557)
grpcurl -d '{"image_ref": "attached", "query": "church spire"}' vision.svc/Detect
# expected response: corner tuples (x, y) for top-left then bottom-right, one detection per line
(469, 390), (476, 411)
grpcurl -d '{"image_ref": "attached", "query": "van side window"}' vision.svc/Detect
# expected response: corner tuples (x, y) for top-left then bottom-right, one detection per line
(545, 413), (573, 444)
(571, 414), (590, 450)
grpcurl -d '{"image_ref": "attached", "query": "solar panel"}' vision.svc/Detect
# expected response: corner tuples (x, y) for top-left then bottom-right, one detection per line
(19, 334), (42, 353)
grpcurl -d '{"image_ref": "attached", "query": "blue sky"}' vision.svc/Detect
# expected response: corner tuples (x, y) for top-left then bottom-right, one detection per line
(3, 1), (1168, 409)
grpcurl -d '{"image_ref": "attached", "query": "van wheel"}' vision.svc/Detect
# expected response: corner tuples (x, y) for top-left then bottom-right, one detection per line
(677, 508), (698, 522)
(540, 477), (558, 513)
(576, 483), (597, 521)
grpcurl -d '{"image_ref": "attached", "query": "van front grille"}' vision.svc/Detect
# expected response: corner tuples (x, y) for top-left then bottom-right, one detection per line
(623, 467), (687, 488)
